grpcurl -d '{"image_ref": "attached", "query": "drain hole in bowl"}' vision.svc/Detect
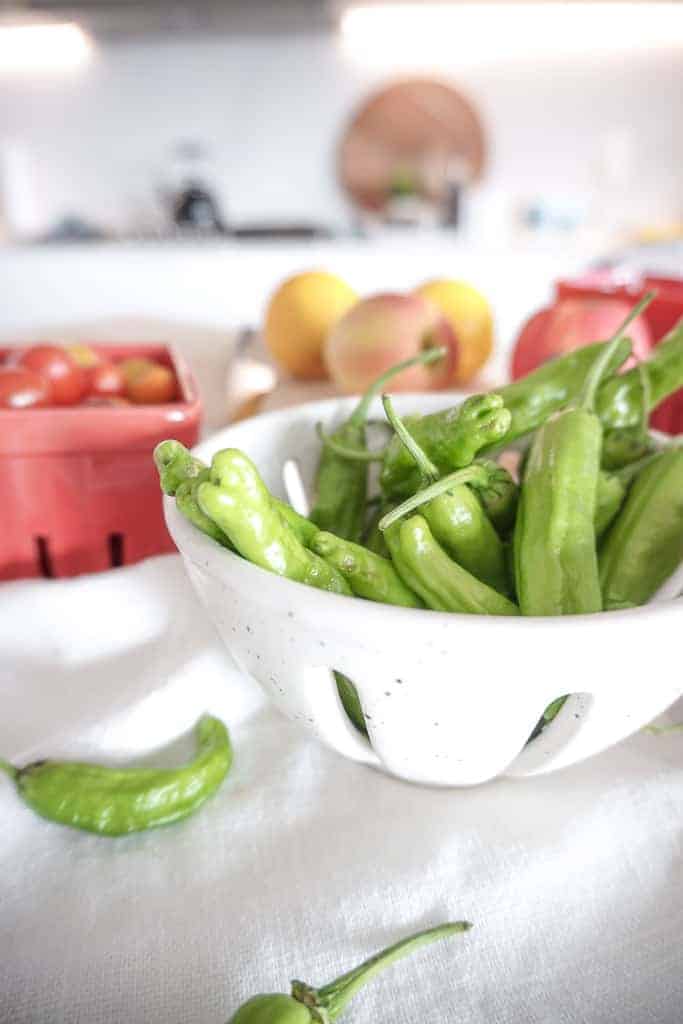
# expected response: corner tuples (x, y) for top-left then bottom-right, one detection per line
(527, 695), (570, 744)
(334, 672), (368, 736)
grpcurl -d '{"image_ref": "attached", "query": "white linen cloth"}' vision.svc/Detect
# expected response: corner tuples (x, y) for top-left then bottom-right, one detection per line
(1, 555), (682, 1024)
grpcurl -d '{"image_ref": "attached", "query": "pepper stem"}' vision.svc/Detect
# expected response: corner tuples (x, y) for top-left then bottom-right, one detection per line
(580, 291), (656, 412)
(348, 347), (446, 429)
(382, 394), (440, 482)
(292, 922), (472, 1022)
(379, 464), (491, 531)
(315, 423), (387, 462)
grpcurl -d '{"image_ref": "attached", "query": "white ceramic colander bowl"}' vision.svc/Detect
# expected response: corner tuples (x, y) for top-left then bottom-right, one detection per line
(165, 393), (682, 787)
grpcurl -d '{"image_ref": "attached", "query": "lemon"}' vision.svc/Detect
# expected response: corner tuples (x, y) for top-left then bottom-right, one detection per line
(415, 279), (494, 385)
(264, 271), (358, 380)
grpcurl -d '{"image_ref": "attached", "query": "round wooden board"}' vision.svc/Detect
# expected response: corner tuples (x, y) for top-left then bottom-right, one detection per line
(338, 78), (486, 212)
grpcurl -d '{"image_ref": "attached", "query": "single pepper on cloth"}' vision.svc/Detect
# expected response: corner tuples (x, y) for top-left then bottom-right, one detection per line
(197, 449), (350, 595)
(599, 447), (683, 609)
(380, 395), (510, 595)
(227, 921), (472, 1023)
(310, 531), (423, 608)
(0, 716), (232, 837)
(514, 294), (655, 616)
(310, 348), (445, 541)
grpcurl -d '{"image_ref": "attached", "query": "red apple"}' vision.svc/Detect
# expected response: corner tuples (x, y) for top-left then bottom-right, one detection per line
(511, 297), (653, 380)
(324, 292), (459, 394)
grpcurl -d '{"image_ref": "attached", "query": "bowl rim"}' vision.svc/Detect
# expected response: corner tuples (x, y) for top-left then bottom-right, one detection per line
(164, 393), (680, 631)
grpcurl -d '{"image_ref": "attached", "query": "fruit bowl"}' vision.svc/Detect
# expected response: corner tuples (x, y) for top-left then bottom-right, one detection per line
(165, 393), (681, 787)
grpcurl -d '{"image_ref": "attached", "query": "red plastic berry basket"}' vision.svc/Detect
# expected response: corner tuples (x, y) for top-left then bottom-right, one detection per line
(555, 270), (683, 434)
(0, 344), (201, 582)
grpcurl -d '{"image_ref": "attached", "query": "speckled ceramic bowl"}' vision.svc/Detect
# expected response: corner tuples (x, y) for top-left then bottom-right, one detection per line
(165, 394), (682, 786)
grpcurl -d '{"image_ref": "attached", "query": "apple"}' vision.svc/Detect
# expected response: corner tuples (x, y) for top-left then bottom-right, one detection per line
(511, 298), (652, 380)
(324, 293), (459, 395)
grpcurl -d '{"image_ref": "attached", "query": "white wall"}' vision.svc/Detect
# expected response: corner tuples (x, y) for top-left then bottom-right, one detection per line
(0, 29), (681, 236)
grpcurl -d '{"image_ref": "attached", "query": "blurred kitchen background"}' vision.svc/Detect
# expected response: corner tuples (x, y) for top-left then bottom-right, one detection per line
(0, 0), (682, 391)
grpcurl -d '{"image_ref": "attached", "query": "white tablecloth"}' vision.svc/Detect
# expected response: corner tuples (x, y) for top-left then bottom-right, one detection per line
(1, 556), (682, 1024)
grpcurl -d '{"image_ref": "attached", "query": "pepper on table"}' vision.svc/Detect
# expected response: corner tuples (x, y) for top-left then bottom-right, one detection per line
(0, 716), (232, 836)
(228, 922), (472, 1023)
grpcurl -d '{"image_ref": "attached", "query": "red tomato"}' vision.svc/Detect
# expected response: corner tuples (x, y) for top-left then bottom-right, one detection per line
(126, 363), (177, 404)
(89, 361), (125, 399)
(511, 298), (653, 380)
(0, 367), (52, 409)
(18, 345), (86, 405)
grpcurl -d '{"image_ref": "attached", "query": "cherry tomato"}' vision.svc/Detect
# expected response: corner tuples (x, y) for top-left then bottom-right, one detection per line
(89, 361), (126, 399)
(67, 343), (101, 371)
(126, 363), (177, 404)
(18, 345), (86, 405)
(119, 357), (156, 384)
(0, 367), (52, 409)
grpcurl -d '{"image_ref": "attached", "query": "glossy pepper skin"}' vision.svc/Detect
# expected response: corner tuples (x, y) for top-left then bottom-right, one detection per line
(4, 716), (232, 837)
(470, 460), (519, 536)
(176, 469), (235, 549)
(227, 922), (472, 1024)
(334, 673), (367, 734)
(597, 319), (683, 431)
(599, 447), (683, 609)
(421, 486), (509, 595)
(310, 531), (423, 608)
(197, 450), (350, 596)
(601, 427), (656, 472)
(154, 439), (204, 495)
(380, 393), (512, 500)
(154, 440), (316, 547)
(514, 295), (654, 616)
(310, 350), (445, 541)
(515, 409), (604, 615)
(594, 471), (627, 541)
(500, 337), (632, 442)
(398, 515), (519, 616)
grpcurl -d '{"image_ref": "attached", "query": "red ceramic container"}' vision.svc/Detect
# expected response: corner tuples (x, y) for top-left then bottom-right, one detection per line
(0, 344), (201, 581)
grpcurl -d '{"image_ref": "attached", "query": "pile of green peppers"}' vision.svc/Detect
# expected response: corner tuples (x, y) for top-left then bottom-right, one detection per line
(157, 297), (683, 734)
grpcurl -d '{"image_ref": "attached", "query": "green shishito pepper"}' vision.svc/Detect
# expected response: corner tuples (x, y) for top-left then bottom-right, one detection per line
(155, 441), (316, 549)
(396, 515), (519, 616)
(599, 447), (683, 609)
(380, 395), (510, 595)
(310, 531), (423, 608)
(1, 716), (232, 837)
(597, 318), (683, 431)
(176, 468), (235, 549)
(154, 439), (205, 495)
(310, 349), (446, 542)
(514, 294), (655, 616)
(197, 449), (350, 596)
(380, 391), (512, 500)
(228, 921), (472, 1023)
